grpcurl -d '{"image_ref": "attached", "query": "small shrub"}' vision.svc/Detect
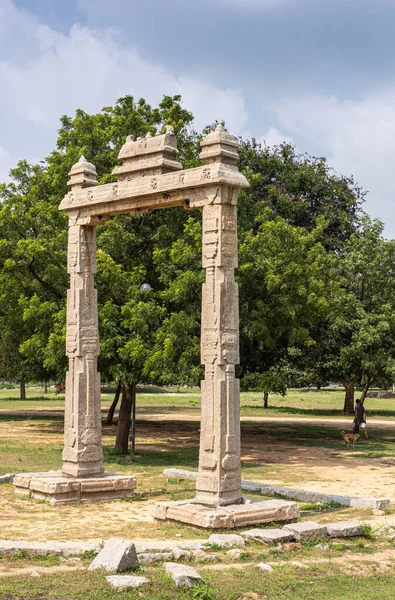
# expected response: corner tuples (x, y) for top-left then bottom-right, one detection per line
(208, 543), (221, 552)
(191, 584), (217, 600)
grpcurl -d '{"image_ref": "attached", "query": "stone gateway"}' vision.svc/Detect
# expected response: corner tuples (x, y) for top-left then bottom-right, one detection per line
(13, 125), (298, 526)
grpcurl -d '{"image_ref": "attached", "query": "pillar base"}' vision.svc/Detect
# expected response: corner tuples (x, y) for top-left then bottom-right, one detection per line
(152, 497), (299, 529)
(13, 471), (136, 506)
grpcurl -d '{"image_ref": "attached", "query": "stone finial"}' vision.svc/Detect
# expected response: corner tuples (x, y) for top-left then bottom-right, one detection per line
(199, 124), (239, 168)
(113, 127), (182, 181)
(67, 155), (99, 189)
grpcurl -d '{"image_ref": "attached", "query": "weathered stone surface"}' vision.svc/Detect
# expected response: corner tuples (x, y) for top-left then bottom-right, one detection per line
(134, 540), (204, 553)
(106, 575), (149, 589)
(88, 538), (138, 573)
(0, 540), (100, 556)
(164, 562), (204, 588)
(325, 521), (364, 538)
(138, 552), (173, 564)
(163, 468), (197, 482)
(208, 534), (245, 548)
(14, 471), (136, 506)
(0, 473), (15, 483)
(163, 469), (390, 511)
(257, 562), (273, 572)
(113, 126), (183, 181)
(283, 522), (327, 540)
(172, 547), (191, 561)
(201, 554), (218, 562)
(241, 528), (294, 544)
(153, 498), (299, 529)
(226, 549), (242, 559)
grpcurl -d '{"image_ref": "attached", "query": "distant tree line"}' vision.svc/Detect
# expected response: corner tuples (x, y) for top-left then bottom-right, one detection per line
(1, 94), (395, 450)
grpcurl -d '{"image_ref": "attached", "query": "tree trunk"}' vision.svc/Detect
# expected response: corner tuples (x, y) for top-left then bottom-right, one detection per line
(360, 380), (371, 405)
(343, 382), (355, 414)
(263, 391), (269, 409)
(20, 380), (26, 400)
(115, 380), (135, 453)
(131, 387), (136, 455)
(44, 381), (48, 394)
(106, 382), (122, 425)
(353, 380), (372, 434)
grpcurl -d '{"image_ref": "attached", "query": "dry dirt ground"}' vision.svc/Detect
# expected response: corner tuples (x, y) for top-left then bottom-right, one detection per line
(0, 417), (394, 542)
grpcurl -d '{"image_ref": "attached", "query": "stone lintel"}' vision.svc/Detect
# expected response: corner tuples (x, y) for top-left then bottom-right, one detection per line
(59, 163), (249, 220)
(152, 498), (299, 529)
(13, 471), (136, 506)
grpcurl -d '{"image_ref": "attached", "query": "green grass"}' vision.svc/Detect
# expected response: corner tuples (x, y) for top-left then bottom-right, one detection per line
(1, 562), (395, 599)
(2, 386), (395, 420)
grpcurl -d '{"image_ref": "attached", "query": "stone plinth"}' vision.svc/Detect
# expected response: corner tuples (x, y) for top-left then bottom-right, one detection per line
(13, 471), (136, 506)
(152, 498), (299, 529)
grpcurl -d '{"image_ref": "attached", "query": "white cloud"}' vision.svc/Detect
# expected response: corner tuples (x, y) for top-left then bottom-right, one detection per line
(258, 126), (294, 148)
(0, 0), (248, 182)
(267, 92), (395, 237)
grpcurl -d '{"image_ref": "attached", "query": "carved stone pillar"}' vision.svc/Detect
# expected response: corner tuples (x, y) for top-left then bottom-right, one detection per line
(153, 126), (299, 527)
(62, 157), (103, 478)
(196, 198), (241, 506)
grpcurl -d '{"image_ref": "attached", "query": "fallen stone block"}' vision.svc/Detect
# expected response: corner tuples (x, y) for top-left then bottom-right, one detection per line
(164, 562), (204, 587)
(201, 554), (217, 562)
(106, 575), (149, 589)
(138, 552), (173, 564)
(0, 540), (100, 556)
(172, 547), (191, 561)
(207, 534), (245, 548)
(325, 521), (364, 538)
(241, 528), (294, 544)
(88, 538), (138, 573)
(226, 549), (242, 559)
(283, 521), (327, 540)
(134, 540), (203, 553)
(163, 468), (197, 482)
(0, 473), (15, 483)
(257, 562), (273, 572)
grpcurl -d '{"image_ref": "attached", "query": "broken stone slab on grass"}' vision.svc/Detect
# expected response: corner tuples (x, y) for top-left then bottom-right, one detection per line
(0, 540), (101, 556)
(138, 552), (173, 564)
(241, 528), (294, 544)
(0, 473), (15, 483)
(257, 562), (273, 572)
(283, 521), (327, 541)
(325, 521), (364, 538)
(172, 547), (191, 561)
(106, 575), (149, 589)
(207, 534), (245, 548)
(226, 549), (242, 560)
(164, 562), (204, 587)
(163, 468), (198, 482)
(88, 538), (138, 573)
(134, 540), (204, 553)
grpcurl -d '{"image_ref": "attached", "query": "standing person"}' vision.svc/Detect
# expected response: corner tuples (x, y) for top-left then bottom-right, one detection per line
(354, 399), (368, 438)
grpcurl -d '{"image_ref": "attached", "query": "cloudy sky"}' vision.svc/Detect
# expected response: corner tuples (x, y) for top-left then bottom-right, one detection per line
(1, 0), (395, 234)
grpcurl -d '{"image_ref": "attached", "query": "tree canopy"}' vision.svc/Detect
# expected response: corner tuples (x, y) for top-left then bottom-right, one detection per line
(0, 92), (393, 429)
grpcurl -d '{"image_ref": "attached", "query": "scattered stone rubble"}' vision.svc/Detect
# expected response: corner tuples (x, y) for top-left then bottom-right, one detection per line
(106, 575), (149, 589)
(88, 538), (138, 573)
(207, 534), (245, 548)
(0, 540), (100, 556)
(0, 519), (376, 590)
(164, 562), (204, 587)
